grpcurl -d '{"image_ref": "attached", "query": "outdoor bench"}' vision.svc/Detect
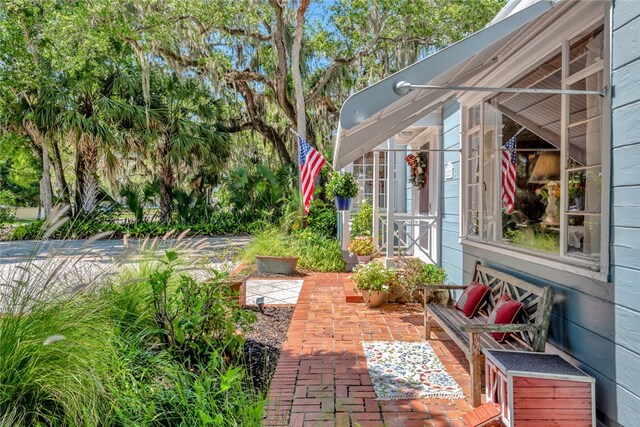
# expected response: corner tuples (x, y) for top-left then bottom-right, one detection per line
(417, 261), (555, 407)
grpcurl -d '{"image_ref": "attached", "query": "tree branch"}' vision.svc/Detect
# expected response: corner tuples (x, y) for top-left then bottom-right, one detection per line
(224, 70), (275, 93)
(306, 26), (386, 102)
(225, 122), (255, 133)
(231, 81), (292, 165)
(177, 15), (271, 41)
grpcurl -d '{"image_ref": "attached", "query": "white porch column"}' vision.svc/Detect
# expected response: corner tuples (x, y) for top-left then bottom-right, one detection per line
(373, 151), (380, 248)
(385, 138), (395, 267)
(339, 164), (354, 251)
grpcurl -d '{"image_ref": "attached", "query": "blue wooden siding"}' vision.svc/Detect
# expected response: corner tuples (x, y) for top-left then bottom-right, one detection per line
(440, 102), (463, 285)
(609, 1), (640, 424)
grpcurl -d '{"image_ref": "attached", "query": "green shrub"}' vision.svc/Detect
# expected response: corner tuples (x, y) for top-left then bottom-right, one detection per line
(398, 258), (447, 293)
(351, 198), (373, 237)
(0, 208), (14, 224)
(306, 200), (337, 238)
(0, 247), (265, 426)
(7, 211), (266, 241)
(102, 254), (263, 426)
(7, 220), (43, 240)
(292, 229), (345, 272)
(0, 290), (115, 425)
(242, 227), (345, 272)
(147, 251), (255, 366)
(0, 191), (16, 224)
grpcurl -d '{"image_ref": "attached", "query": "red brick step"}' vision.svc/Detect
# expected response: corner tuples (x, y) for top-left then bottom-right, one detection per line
(343, 278), (363, 303)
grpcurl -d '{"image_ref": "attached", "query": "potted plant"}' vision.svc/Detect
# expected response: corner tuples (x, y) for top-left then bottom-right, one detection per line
(243, 229), (299, 275)
(348, 236), (376, 264)
(326, 171), (359, 211)
(350, 261), (397, 308)
(398, 259), (449, 305)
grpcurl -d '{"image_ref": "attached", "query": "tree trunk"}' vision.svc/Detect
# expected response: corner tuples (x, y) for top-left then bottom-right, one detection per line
(158, 138), (173, 224)
(75, 134), (99, 214)
(50, 138), (71, 206)
(39, 140), (53, 218)
(269, 0), (298, 125)
(24, 122), (52, 218)
(292, 0), (310, 139)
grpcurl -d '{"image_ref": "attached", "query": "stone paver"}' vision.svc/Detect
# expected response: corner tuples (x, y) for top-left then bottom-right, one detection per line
(245, 279), (304, 305)
(265, 273), (474, 427)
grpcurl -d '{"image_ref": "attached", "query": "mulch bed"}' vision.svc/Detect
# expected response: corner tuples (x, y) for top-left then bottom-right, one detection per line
(242, 305), (294, 393)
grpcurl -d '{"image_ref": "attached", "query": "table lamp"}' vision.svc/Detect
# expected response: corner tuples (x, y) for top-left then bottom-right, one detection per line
(529, 152), (561, 225)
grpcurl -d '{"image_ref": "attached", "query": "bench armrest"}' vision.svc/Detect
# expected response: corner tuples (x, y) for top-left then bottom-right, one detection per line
(416, 284), (468, 291)
(461, 323), (540, 333)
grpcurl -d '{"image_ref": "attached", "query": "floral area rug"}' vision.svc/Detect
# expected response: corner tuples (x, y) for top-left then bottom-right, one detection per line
(362, 341), (465, 400)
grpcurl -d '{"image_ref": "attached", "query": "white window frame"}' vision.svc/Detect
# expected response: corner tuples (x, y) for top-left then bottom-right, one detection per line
(460, 5), (611, 281)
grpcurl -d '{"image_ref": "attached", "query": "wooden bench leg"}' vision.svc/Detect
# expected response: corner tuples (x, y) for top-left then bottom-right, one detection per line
(424, 289), (432, 340)
(469, 332), (483, 407)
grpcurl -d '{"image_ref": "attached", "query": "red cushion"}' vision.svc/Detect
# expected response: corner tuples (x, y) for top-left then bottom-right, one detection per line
(454, 281), (490, 318)
(486, 295), (523, 342)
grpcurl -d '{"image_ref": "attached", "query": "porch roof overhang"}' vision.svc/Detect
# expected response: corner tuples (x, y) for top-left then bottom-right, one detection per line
(333, 0), (559, 170)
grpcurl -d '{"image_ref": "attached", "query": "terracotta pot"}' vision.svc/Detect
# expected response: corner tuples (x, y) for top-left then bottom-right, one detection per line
(229, 280), (243, 293)
(255, 255), (298, 275)
(356, 255), (372, 264)
(360, 290), (386, 308)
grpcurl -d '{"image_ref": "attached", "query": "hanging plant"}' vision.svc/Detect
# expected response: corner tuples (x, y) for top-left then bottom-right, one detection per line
(405, 152), (428, 189)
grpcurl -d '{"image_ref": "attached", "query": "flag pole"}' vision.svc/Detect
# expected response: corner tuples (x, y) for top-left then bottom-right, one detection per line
(290, 128), (335, 171)
(291, 128), (305, 215)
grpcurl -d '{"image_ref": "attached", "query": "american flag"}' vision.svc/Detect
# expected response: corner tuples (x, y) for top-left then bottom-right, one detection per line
(298, 136), (326, 214)
(501, 136), (517, 214)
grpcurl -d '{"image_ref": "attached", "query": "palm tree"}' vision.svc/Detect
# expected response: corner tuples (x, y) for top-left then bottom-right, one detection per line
(145, 73), (230, 223)
(61, 65), (147, 214)
(0, 86), (61, 217)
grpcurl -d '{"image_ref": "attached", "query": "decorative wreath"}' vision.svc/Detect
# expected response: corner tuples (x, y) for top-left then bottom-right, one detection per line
(405, 152), (428, 189)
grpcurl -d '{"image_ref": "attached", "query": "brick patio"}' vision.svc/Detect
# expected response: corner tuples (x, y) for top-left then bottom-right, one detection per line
(264, 273), (475, 427)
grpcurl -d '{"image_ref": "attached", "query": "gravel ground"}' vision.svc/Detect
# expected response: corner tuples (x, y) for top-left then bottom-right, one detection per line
(242, 305), (295, 393)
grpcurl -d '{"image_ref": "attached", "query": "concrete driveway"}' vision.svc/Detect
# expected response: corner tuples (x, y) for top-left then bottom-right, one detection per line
(0, 236), (252, 308)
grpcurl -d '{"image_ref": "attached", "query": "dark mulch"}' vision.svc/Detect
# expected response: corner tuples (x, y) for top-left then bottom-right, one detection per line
(242, 305), (294, 393)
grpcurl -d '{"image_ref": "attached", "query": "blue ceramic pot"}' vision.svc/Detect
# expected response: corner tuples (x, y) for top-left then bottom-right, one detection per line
(334, 196), (352, 211)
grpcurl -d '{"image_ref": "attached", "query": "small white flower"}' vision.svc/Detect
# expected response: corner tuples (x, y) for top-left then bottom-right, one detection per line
(43, 335), (66, 345)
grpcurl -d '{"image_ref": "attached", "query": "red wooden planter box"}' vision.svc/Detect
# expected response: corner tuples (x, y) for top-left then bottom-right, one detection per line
(484, 349), (595, 427)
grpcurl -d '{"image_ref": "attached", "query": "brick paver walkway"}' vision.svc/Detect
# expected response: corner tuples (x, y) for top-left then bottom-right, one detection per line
(265, 273), (474, 427)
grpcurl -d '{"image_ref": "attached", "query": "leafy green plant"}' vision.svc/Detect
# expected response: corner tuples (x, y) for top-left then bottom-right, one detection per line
(402, 259), (447, 291)
(306, 200), (338, 238)
(0, 190), (16, 224)
(505, 228), (559, 253)
(326, 171), (359, 199)
(118, 181), (158, 223)
(147, 251), (255, 366)
(347, 235), (375, 256)
(350, 261), (397, 293)
(350, 198), (373, 237)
